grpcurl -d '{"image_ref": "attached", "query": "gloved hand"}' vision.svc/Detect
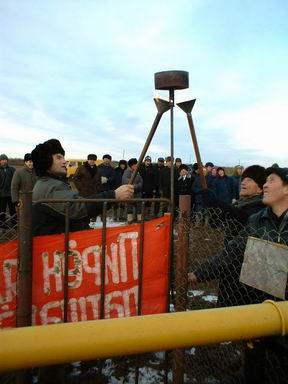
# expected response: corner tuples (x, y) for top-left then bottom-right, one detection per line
(196, 188), (218, 207)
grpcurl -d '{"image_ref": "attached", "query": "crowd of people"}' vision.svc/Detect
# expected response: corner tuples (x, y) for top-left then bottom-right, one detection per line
(1, 138), (288, 382)
(0, 140), (283, 231)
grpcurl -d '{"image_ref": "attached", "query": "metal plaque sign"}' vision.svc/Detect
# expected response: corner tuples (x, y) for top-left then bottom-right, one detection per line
(240, 236), (288, 299)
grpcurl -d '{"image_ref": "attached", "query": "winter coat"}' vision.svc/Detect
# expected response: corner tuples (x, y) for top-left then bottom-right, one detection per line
(98, 163), (115, 191)
(139, 164), (156, 197)
(110, 166), (126, 189)
(191, 174), (206, 211)
(122, 168), (143, 198)
(0, 165), (15, 197)
(32, 176), (115, 236)
(175, 174), (195, 208)
(231, 175), (241, 200)
(11, 166), (37, 203)
(154, 164), (165, 194)
(212, 176), (234, 204)
(176, 174), (194, 195)
(205, 173), (216, 189)
(160, 166), (177, 199)
(73, 162), (101, 197)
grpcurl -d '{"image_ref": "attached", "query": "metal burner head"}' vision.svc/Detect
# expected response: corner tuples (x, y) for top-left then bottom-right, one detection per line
(154, 70), (189, 90)
(177, 99), (196, 114)
(154, 97), (171, 114)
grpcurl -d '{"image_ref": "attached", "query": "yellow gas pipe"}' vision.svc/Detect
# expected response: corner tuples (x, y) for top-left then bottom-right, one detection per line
(0, 300), (287, 372)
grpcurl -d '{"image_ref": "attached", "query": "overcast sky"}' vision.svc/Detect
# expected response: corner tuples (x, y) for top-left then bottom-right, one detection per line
(1, 0), (287, 167)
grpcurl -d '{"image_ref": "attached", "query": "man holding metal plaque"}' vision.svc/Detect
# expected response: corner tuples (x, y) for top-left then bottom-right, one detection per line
(189, 166), (288, 382)
(239, 167), (288, 383)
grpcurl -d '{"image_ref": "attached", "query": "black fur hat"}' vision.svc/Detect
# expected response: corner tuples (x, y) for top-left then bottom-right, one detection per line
(31, 139), (65, 176)
(241, 165), (266, 189)
(87, 154), (97, 161)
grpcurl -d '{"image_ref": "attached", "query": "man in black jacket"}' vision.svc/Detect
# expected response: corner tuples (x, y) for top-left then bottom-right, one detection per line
(98, 154), (114, 192)
(139, 155), (156, 218)
(31, 139), (134, 236)
(0, 154), (16, 231)
(73, 154), (101, 197)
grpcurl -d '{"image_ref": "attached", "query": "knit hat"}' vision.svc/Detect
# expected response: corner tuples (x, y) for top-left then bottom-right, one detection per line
(102, 154), (112, 160)
(24, 153), (32, 162)
(175, 158), (182, 163)
(31, 139), (65, 177)
(0, 154), (8, 161)
(241, 165), (266, 189)
(144, 155), (152, 161)
(205, 162), (214, 167)
(158, 157), (165, 163)
(87, 154), (97, 161)
(265, 167), (288, 185)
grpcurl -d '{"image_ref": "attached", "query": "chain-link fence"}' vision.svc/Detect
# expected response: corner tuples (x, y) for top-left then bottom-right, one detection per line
(172, 205), (288, 384)
(1, 200), (287, 383)
(0, 209), (18, 243)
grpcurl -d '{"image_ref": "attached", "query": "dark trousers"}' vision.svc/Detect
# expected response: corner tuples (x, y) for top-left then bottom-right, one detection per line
(0, 196), (16, 228)
(245, 337), (288, 383)
(154, 191), (161, 215)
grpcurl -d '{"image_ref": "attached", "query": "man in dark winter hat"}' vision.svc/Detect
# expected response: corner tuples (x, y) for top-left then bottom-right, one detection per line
(205, 162), (215, 188)
(31, 139), (134, 235)
(174, 157), (182, 178)
(122, 158), (143, 223)
(139, 155), (155, 217)
(98, 154), (114, 192)
(0, 154), (16, 230)
(144, 155), (152, 162)
(175, 164), (195, 210)
(11, 153), (37, 207)
(175, 157), (182, 168)
(205, 161), (214, 174)
(73, 153), (101, 197)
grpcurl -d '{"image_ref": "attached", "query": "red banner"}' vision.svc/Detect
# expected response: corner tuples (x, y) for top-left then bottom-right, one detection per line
(0, 216), (170, 328)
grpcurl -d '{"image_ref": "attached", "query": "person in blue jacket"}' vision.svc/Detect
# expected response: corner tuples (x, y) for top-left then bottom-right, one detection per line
(213, 167), (234, 204)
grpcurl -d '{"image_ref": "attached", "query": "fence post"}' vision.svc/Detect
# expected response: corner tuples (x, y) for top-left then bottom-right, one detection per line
(173, 195), (191, 384)
(17, 191), (33, 327)
(16, 191), (33, 383)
